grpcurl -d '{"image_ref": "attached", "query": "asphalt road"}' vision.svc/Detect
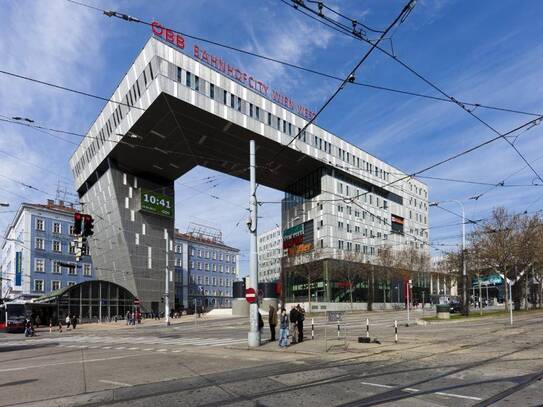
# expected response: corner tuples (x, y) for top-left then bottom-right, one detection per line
(1, 309), (542, 406)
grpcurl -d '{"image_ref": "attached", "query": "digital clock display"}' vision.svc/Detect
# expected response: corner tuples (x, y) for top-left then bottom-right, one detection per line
(139, 189), (174, 218)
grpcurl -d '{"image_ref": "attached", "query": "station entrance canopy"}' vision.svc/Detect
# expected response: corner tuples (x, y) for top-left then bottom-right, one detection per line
(70, 27), (412, 311)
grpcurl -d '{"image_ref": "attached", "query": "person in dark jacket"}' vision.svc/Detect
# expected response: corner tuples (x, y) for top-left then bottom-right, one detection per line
(258, 311), (264, 335)
(296, 304), (305, 342)
(268, 305), (278, 341)
(72, 315), (78, 330)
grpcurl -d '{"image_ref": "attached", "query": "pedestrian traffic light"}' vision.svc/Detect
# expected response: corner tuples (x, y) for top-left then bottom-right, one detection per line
(73, 212), (83, 235)
(82, 215), (94, 237)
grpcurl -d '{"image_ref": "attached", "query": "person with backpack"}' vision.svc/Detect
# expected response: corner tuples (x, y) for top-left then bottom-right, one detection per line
(278, 308), (289, 348)
(65, 315), (71, 330)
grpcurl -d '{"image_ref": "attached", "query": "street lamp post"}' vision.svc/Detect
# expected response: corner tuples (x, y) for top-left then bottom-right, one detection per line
(430, 200), (469, 316)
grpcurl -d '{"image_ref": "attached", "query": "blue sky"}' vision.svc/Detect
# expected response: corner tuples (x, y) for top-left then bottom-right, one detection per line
(1, 0), (542, 274)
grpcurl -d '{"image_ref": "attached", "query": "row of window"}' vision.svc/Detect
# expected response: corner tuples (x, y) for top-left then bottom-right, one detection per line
(189, 288), (231, 297)
(34, 258), (91, 276)
(174, 64), (396, 183)
(34, 238), (89, 255)
(337, 240), (376, 255)
(35, 219), (75, 235)
(74, 61), (155, 177)
(188, 248), (236, 263)
(189, 261), (235, 273)
(190, 275), (231, 287)
(335, 221), (388, 240)
(33, 279), (77, 292)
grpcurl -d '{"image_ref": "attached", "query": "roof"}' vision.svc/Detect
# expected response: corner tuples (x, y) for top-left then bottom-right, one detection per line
(175, 231), (239, 252)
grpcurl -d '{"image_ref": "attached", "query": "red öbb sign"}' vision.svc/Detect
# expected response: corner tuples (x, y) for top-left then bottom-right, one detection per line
(245, 287), (257, 304)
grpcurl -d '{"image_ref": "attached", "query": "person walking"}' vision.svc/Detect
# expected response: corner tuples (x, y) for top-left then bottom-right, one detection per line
(35, 315), (41, 328)
(126, 311), (131, 325)
(289, 305), (299, 344)
(296, 304), (305, 342)
(268, 305), (277, 342)
(72, 315), (78, 330)
(58, 319), (63, 333)
(65, 315), (71, 330)
(278, 308), (289, 348)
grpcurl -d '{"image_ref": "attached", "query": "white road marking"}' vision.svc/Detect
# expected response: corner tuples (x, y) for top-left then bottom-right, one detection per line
(0, 354), (140, 373)
(128, 347), (139, 350)
(143, 348), (154, 351)
(156, 349), (167, 352)
(359, 381), (482, 401)
(115, 347), (126, 350)
(99, 379), (133, 387)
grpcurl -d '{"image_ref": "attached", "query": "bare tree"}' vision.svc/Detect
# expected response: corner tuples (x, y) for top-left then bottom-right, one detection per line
(336, 251), (368, 310)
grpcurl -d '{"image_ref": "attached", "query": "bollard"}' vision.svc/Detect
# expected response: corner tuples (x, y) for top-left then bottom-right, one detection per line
(49, 322), (52, 333)
(394, 320), (398, 344)
(337, 322), (340, 338)
(366, 318), (370, 339)
(311, 318), (315, 340)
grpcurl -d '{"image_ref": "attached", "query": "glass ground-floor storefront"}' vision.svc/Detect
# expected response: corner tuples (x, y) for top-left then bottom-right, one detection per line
(283, 258), (455, 305)
(34, 280), (136, 324)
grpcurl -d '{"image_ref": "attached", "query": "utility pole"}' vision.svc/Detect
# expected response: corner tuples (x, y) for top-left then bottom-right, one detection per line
(165, 230), (170, 326)
(430, 200), (468, 316)
(248, 140), (260, 347)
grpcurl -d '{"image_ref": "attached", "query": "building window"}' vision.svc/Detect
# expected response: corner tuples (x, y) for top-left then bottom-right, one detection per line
(219, 253), (224, 261)
(34, 280), (44, 292)
(191, 248), (195, 256)
(35, 258), (45, 272)
(198, 249), (202, 257)
(212, 264), (217, 272)
(52, 240), (61, 253)
(51, 222), (61, 234)
(83, 264), (91, 276)
(205, 263), (210, 271)
(52, 262), (62, 274)
(176, 66), (182, 82)
(68, 281), (76, 287)
(51, 280), (61, 291)
(194, 75), (200, 91)
(36, 218), (44, 231)
(209, 83), (215, 99)
(69, 242), (75, 254)
(205, 276), (209, 285)
(226, 254), (230, 262)
(197, 262), (202, 270)
(69, 225), (75, 235)
(212, 252), (217, 260)
(219, 264), (223, 272)
(35, 238), (44, 250)
(186, 71), (191, 87)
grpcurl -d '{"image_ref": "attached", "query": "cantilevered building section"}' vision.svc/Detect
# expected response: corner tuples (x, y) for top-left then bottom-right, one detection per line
(69, 29), (428, 312)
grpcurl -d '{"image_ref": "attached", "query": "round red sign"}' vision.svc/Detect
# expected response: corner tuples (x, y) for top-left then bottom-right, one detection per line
(245, 287), (257, 304)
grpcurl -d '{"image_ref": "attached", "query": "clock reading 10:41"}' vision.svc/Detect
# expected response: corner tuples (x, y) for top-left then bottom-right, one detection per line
(139, 189), (174, 218)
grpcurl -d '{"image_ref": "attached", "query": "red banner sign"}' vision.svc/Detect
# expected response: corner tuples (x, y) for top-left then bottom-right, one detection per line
(151, 21), (316, 120)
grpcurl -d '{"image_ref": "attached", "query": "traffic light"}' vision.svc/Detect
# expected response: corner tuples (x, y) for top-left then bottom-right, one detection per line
(83, 215), (94, 237)
(73, 212), (83, 235)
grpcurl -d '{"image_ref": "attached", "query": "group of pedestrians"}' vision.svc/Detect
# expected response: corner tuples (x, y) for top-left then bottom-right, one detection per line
(268, 304), (305, 348)
(57, 315), (78, 332)
(125, 310), (141, 325)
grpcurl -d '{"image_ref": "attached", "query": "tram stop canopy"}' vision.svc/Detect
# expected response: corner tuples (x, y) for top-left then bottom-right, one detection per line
(34, 280), (136, 323)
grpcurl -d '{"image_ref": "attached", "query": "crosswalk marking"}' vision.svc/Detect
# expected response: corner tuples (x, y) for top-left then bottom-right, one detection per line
(0, 335), (246, 350)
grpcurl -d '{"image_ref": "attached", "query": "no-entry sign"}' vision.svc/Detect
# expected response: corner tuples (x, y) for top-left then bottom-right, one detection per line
(245, 287), (257, 303)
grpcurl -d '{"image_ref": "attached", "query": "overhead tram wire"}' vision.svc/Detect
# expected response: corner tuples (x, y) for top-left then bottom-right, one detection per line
(58, 0), (543, 119)
(266, 0), (417, 169)
(285, 0), (543, 185)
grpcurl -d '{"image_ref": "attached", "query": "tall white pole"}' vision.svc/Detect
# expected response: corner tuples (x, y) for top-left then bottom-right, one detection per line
(406, 280), (410, 325)
(461, 202), (468, 316)
(509, 279), (513, 325)
(165, 230), (170, 326)
(248, 140), (260, 347)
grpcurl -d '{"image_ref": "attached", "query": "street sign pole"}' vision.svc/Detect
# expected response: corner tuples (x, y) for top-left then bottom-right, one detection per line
(248, 140), (260, 347)
(165, 230), (170, 327)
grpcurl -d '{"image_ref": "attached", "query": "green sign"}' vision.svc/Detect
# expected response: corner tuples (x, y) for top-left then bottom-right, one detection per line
(283, 224), (303, 239)
(140, 189), (173, 218)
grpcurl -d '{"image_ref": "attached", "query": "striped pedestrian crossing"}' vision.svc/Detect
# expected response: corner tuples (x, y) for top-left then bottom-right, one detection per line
(0, 334), (246, 350)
